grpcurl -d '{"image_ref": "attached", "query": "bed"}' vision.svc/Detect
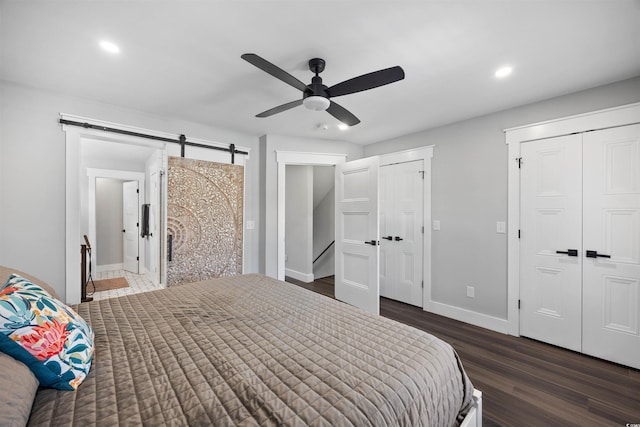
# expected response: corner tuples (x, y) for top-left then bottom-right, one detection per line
(1, 268), (481, 426)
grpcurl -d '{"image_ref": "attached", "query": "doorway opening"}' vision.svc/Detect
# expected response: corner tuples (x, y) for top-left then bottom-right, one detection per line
(82, 140), (164, 300)
(284, 165), (335, 283)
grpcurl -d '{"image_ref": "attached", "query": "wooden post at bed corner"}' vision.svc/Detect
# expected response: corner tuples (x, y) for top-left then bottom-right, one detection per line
(80, 243), (93, 303)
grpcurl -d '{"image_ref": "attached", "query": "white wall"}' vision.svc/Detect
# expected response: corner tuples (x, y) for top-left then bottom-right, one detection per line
(313, 185), (335, 279)
(0, 81), (260, 300)
(261, 134), (364, 278)
(364, 76), (640, 320)
(95, 178), (124, 266)
(284, 165), (313, 281)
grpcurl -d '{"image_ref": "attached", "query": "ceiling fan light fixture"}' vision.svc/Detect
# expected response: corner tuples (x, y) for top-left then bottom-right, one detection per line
(303, 95), (330, 111)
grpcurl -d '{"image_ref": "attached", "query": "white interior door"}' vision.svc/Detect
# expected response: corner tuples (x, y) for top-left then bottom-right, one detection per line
(379, 161), (423, 306)
(582, 124), (640, 369)
(520, 134), (583, 352)
(123, 181), (139, 273)
(380, 164), (393, 299)
(149, 170), (160, 284)
(335, 156), (380, 315)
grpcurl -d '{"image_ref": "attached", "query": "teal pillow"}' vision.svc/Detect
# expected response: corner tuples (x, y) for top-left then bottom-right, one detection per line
(0, 274), (94, 390)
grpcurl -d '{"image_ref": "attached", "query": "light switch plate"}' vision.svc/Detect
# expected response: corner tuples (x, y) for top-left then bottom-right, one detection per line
(496, 221), (506, 234)
(433, 220), (441, 231)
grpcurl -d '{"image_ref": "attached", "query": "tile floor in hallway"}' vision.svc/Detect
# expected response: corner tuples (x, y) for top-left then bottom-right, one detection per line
(89, 269), (164, 301)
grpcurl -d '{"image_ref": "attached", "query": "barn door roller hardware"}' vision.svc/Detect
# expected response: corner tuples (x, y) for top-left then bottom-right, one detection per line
(59, 118), (247, 164)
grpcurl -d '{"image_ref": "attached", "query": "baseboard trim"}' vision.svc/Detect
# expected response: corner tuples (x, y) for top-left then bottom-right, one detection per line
(285, 268), (314, 283)
(424, 300), (509, 334)
(96, 263), (123, 273)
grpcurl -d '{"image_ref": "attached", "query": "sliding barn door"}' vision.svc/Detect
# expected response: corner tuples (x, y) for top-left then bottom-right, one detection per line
(167, 157), (244, 287)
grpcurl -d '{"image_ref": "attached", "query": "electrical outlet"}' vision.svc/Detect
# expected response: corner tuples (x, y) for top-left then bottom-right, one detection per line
(496, 221), (506, 234)
(433, 220), (441, 231)
(466, 286), (475, 298)
(246, 220), (255, 230)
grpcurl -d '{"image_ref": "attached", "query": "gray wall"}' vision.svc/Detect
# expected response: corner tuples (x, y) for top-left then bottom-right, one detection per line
(365, 76), (640, 319)
(285, 165), (313, 278)
(0, 81), (261, 300)
(95, 178), (124, 266)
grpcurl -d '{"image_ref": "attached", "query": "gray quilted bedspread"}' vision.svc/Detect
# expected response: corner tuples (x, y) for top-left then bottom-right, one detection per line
(28, 274), (474, 426)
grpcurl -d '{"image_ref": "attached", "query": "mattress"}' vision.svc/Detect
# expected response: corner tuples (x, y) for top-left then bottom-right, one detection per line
(28, 274), (474, 426)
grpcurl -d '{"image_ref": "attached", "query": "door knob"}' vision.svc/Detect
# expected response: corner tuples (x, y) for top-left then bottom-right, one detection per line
(556, 249), (578, 257)
(382, 236), (393, 240)
(586, 250), (611, 259)
(364, 240), (379, 246)
(394, 236), (403, 241)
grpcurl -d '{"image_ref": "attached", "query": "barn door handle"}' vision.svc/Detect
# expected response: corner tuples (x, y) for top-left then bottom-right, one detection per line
(382, 236), (393, 240)
(586, 250), (611, 259)
(556, 249), (578, 257)
(394, 236), (403, 241)
(364, 240), (379, 246)
(168, 234), (173, 261)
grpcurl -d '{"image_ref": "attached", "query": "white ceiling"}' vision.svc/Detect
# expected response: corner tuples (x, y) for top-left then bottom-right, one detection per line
(1, 0), (639, 145)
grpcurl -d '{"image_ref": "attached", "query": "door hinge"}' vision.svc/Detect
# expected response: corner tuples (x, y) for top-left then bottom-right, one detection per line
(518, 229), (521, 239)
(518, 299), (521, 309)
(137, 222), (139, 227)
(421, 280), (424, 289)
(418, 170), (425, 179)
(422, 225), (424, 234)
(516, 157), (522, 169)
(136, 189), (139, 193)
(136, 256), (139, 261)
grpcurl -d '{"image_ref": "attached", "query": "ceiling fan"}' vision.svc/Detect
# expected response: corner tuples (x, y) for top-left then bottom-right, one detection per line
(241, 53), (405, 126)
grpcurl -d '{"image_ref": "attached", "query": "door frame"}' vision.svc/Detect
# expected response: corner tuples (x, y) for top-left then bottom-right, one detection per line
(505, 102), (640, 336)
(276, 151), (348, 281)
(86, 168), (145, 275)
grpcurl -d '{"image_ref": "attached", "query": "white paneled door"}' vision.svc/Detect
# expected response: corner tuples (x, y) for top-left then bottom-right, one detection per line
(122, 180), (139, 273)
(380, 160), (424, 306)
(335, 156), (380, 315)
(520, 134), (583, 352)
(520, 124), (640, 369)
(582, 124), (640, 369)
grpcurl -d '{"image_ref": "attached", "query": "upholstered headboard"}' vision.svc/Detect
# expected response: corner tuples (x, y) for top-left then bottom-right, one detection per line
(0, 266), (60, 300)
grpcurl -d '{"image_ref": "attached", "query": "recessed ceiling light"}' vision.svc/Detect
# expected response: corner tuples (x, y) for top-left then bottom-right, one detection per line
(494, 66), (513, 78)
(338, 123), (349, 131)
(99, 40), (120, 54)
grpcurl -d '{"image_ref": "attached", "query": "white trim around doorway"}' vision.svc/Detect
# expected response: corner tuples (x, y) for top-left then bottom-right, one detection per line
(275, 151), (348, 281)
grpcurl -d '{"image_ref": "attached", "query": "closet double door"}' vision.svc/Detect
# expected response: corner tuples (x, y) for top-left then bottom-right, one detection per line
(379, 160), (424, 307)
(520, 124), (640, 369)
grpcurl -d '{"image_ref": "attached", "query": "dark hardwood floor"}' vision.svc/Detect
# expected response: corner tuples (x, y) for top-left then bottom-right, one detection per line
(286, 276), (640, 426)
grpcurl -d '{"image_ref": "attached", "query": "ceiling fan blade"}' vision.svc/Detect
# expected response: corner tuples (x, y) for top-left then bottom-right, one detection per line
(326, 101), (360, 126)
(328, 66), (405, 98)
(242, 53), (308, 92)
(256, 99), (303, 118)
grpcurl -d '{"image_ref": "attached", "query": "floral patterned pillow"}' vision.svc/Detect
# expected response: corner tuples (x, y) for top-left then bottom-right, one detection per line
(0, 274), (94, 390)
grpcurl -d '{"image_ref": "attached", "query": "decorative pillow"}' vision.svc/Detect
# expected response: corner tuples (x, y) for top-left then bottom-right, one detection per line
(0, 274), (94, 390)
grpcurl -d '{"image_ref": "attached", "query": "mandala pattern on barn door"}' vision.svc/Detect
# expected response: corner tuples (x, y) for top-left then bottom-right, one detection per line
(167, 157), (244, 287)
